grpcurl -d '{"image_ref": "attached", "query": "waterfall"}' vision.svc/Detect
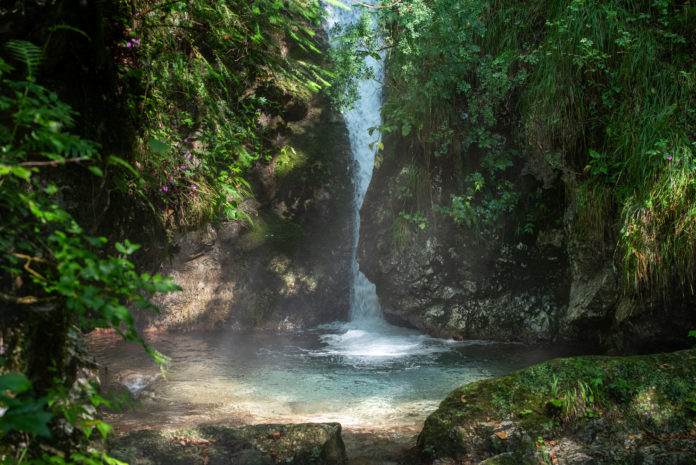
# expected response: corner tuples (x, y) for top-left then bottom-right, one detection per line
(319, 1), (456, 360)
(324, 0), (385, 324)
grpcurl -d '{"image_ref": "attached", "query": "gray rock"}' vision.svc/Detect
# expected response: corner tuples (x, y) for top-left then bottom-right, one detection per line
(110, 423), (347, 465)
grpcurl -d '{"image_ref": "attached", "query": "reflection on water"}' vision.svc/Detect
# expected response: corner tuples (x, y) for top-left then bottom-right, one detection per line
(88, 328), (592, 434)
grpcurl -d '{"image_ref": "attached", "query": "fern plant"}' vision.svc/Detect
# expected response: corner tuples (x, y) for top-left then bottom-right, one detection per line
(5, 40), (42, 80)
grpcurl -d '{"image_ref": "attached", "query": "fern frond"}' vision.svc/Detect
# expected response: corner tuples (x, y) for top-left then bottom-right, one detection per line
(5, 40), (43, 80)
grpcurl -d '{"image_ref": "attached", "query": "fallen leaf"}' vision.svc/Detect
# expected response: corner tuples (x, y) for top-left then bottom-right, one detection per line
(494, 431), (508, 440)
(550, 441), (557, 446)
(461, 395), (467, 403)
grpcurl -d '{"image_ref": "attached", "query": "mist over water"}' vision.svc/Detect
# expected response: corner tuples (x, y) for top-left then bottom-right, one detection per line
(85, 1), (597, 447)
(89, 330), (589, 434)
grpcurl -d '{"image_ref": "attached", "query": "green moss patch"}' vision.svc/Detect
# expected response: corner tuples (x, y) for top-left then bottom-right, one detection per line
(243, 209), (304, 255)
(275, 146), (310, 179)
(418, 349), (696, 463)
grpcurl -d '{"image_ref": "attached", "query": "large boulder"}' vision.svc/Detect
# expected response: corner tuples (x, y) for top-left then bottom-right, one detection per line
(414, 350), (696, 464)
(110, 423), (346, 465)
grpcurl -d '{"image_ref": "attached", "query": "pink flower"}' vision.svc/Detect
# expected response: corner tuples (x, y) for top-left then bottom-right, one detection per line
(667, 156), (673, 161)
(169, 178), (175, 184)
(190, 184), (197, 190)
(162, 186), (168, 192)
(126, 42), (132, 48)
(184, 152), (191, 159)
(181, 165), (187, 170)
(184, 138), (189, 143)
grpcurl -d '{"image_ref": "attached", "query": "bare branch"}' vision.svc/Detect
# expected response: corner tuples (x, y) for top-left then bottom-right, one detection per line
(12, 253), (53, 282)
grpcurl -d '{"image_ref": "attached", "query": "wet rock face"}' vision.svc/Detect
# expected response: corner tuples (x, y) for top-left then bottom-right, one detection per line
(357, 136), (571, 344)
(357, 134), (696, 348)
(110, 423), (346, 465)
(139, 93), (354, 332)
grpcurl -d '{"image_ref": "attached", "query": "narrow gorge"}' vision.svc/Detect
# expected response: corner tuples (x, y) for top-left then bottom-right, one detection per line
(1, 1), (695, 465)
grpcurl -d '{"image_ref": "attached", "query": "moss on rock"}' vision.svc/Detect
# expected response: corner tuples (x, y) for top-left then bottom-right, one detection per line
(417, 350), (696, 464)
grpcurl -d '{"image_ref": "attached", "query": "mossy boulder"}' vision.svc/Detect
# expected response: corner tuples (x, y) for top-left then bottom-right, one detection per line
(110, 423), (346, 465)
(416, 350), (696, 464)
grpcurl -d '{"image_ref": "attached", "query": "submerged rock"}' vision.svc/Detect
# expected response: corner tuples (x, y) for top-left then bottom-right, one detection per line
(414, 350), (696, 464)
(110, 423), (346, 465)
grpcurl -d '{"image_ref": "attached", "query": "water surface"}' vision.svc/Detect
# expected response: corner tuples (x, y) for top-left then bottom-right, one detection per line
(89, 327), (591, 435)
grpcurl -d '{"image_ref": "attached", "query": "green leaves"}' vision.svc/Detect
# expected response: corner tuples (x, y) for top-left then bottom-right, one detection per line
(147, 137), (171, 155)
(0, 372), (32, 393)
(5, 40), (42, 80)
(114, 239), (141, 255)
(0, 46), (180, 462)
(0, 365), (52, 437)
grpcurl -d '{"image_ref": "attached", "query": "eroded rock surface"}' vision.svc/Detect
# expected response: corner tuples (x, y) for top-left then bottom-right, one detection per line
(139, 92), (354, 332)
(110, 423), (346, 465)
(357, 133), (696, 350)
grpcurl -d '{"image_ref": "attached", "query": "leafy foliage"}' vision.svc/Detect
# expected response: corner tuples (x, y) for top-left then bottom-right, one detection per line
(1, 0), (334, 461)
(0, 46), (177, 463)
(114, 0), (329, 229)
(338, 0), (696, 295)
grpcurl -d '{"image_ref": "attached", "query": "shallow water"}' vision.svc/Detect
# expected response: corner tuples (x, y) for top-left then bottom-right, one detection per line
(88, 325), (592, 438)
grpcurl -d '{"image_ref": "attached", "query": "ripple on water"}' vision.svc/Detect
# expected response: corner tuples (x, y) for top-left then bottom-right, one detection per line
(88, 327), (593, 434)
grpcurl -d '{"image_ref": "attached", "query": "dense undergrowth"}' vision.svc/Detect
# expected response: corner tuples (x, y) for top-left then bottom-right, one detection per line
(0, 0), (330, 463)
(340, 0), (696, 298)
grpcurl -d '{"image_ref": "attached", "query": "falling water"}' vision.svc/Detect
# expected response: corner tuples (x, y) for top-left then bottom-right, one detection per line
(319, 1), (448, 359)
(323, 0), (384, 323)
(83, 2), (598, 445)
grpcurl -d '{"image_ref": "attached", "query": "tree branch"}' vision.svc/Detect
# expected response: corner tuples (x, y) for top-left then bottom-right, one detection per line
(12, 253), (52, 282)
(16, 157), (89, 167)
(350, 0), (403, 9)
(0, 292), (55, 305)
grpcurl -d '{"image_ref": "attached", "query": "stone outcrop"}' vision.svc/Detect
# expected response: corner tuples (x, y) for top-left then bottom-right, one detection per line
(138, 92), (354, 332)
(357, 134), (696, 350)
(412, 350), (696, 464)
(110, 423), (346, 465)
